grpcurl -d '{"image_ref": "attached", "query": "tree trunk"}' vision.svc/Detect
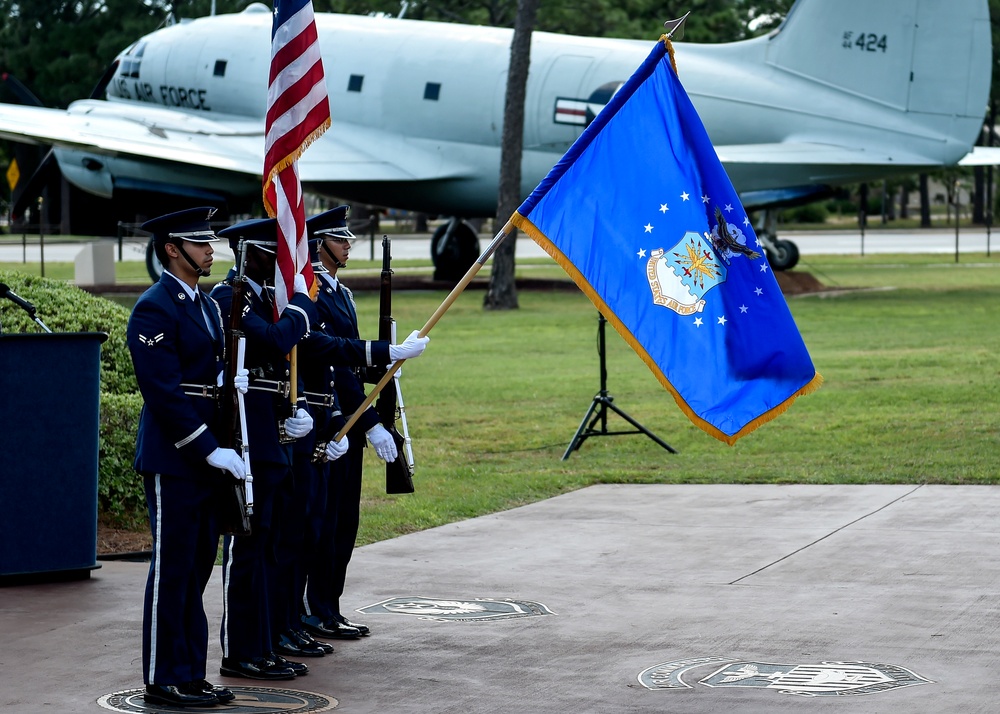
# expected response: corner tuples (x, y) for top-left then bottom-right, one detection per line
(484, 0), (540, 311)
(919, 173), (931, 228)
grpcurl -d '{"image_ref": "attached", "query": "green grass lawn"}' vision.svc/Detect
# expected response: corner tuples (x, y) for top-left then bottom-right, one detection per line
(5, 252), (997, 546)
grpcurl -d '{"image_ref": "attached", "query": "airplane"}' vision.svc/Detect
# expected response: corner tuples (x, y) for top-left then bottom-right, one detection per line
(0, 0), (993, 277)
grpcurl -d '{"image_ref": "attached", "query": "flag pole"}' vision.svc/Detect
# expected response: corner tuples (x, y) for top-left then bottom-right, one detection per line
(333, 219), (514, 442)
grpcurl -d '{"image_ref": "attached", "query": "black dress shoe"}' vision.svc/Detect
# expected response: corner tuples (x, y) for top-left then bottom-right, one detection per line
(143, 684), (217, 707)
(189, 679), (235, 704)
(335, 614), (371, 636)
(295, 629), (334, 654)
(220, 656), (295, 681)
(276, 631), (326, 657)
(325, 618), (363, 639)
(269, 653), (309, 676)
(301, 614), (362, 639)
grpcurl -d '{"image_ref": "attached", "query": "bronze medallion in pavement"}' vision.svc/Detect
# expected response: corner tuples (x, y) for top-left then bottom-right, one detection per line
(638, 656), (932, 697)
(359, 596), (555, 622)
(98, 686), (337, 712)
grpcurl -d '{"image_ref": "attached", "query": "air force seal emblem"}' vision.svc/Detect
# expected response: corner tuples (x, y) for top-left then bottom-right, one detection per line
(646, 231), (725, 315)
(646, 212), (759, 316)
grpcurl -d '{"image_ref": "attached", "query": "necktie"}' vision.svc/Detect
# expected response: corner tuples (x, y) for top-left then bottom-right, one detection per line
(195, 293), (218, 341)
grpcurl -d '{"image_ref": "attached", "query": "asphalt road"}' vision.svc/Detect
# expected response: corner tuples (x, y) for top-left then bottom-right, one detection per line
(1, 227), (998, 264)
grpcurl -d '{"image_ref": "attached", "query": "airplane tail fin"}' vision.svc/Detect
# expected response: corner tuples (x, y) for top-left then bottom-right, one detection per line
(765, 0), (991, 136)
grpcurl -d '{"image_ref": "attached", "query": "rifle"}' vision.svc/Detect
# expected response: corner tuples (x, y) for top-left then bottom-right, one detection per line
(216, 247), (254, 536)
(376, 235), (415, 494)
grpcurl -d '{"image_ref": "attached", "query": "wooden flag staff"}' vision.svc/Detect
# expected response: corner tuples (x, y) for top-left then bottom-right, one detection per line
(333, 220), (514, 442)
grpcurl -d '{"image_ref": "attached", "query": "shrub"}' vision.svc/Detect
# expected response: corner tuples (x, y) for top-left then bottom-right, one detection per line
(0, 270), (146, 527)
(782, 202), (829, 224)
(100, 393), (147, 528)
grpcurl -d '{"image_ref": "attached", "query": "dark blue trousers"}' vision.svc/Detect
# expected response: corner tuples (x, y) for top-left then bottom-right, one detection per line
(142, 472), (219, 685)
(220, 459), (288, 661)
(271, 451), (326, 637)
(304, 443), (363, 621)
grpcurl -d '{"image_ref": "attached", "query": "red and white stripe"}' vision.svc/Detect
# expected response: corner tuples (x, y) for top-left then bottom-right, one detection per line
(263, 0), (330, 312)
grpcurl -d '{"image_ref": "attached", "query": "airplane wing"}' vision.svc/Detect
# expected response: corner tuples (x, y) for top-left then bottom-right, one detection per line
(0, 100), (472, 182)
(715, 141), (944, 168)
(958, 147), (1000, 167)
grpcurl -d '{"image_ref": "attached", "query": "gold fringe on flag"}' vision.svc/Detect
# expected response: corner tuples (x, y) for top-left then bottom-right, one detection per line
(262, 117), (332, 218)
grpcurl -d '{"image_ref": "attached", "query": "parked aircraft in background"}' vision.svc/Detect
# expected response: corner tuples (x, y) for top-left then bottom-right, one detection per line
(0, 0), (993, 272)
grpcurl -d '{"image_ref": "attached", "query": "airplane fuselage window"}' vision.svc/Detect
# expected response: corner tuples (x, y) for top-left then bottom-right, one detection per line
(213, 61), (227, 77)
(424, 82), (440, 101)
(347, 74), (363, 92)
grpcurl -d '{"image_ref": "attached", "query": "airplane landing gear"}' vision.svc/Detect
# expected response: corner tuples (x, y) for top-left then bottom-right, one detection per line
(431, 218), (480, 281)
(756, 210), (800, 271)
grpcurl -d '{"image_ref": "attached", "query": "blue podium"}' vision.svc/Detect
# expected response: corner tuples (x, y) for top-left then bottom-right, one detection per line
(0, 332), (107, 580)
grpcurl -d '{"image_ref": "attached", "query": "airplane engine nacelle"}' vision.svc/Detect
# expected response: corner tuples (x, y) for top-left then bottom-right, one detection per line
(54, 149), (114, 199)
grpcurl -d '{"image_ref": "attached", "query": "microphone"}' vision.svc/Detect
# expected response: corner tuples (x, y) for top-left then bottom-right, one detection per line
(0, 282), (38, 317)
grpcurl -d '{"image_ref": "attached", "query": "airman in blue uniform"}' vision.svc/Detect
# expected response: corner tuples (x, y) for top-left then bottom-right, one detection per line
(126, 206), (246, 708)
(301, 206), (405, 640)
(210, 218), (429, 679)
(275, 211), (430, 657)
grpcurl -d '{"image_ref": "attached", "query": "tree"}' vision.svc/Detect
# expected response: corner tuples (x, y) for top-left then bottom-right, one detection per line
(484, 0), (539, 310)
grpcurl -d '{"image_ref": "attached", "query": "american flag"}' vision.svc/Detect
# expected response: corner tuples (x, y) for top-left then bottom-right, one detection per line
(263, 0), (331, 312)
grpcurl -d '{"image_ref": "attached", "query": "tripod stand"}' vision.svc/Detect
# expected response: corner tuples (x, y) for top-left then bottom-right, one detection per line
(562, 313), (677, 460)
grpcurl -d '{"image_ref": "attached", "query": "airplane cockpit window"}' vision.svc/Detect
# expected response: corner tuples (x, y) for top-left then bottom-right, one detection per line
(214, 60), (227, 77)
(348, 74), (364, 92)
(424, 82), (440, 101)
(120, 42), (146, 79)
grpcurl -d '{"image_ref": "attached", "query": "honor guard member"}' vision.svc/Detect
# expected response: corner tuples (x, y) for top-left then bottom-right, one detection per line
(126, 206), (247, 708)
(301, 205), (402, 640)
(210, 217), (317, 681)
(277, 218), (430, 656)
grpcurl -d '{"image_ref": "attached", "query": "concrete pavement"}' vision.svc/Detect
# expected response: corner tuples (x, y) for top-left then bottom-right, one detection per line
(2, 484), (999, 713)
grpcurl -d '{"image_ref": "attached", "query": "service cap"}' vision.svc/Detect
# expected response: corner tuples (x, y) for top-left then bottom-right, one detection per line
(307, 205), (355, 241)
(141, 206), (219, 244)
(217, 217), (278, 254)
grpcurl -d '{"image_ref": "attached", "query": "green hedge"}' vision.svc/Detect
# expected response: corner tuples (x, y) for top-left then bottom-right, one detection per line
(0, 270), (146, 527)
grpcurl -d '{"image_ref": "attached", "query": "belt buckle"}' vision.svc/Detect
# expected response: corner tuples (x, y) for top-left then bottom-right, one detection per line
(202, 385), (212, 398)
(281, 381), (291, 399)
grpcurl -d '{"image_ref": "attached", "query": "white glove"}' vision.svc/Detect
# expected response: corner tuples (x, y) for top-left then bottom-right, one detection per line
(206, 447), (247, 480)
(234, 368), (249, 394)
(293, 273), (309, 295)
(388, 330), (429, 361)
(283, 407), (314, 439)
(325, 436), (349, 462)
(366, 423), (398, 462)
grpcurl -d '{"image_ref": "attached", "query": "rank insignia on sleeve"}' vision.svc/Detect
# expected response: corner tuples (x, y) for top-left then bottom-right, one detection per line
(138, 333), (165, 347)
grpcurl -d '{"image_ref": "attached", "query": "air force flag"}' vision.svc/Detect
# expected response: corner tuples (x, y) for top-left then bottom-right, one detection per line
(513, 38), (821, 444)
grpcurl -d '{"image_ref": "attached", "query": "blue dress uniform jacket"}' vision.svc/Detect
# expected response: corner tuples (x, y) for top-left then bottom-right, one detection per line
(126, 271), (226, 687)
(210, 270), (317, 465)
(317, 279), (384, 436)
(128, 273), (225, 478)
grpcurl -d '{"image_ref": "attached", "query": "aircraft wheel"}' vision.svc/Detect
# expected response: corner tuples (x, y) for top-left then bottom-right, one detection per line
(145, 238), (164, 283)
(765, 238), (800, 271)
(431, 220), (480, 282)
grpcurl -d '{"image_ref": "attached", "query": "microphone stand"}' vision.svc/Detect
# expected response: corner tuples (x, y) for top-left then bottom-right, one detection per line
(0, 284), (52, 334)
